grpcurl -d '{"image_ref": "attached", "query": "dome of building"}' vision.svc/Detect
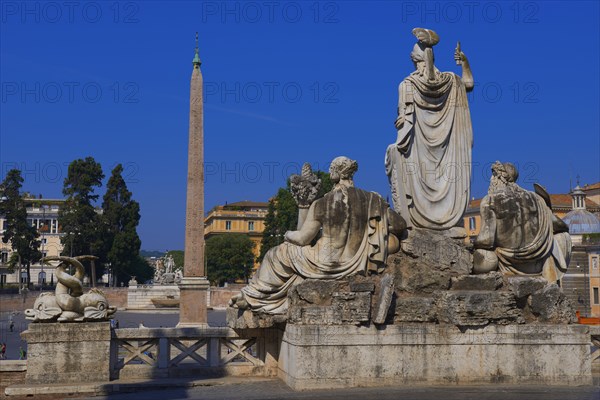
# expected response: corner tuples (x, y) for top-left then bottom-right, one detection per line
(563, 209), (600, 234)
(562, 184), (600, 235)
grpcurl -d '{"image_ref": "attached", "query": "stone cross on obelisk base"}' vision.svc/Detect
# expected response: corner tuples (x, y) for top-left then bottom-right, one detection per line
(178, 33), (210, 327)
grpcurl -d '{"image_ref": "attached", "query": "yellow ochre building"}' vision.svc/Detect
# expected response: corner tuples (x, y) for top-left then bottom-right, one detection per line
(204, 200), (269, 268)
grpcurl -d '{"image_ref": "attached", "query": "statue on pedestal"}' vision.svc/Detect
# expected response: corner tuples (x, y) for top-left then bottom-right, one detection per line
(229, 157), (406, 314)
(473, 162), (572, 282)
(385, 28), (474, 230)
(25, 256), (116, 322)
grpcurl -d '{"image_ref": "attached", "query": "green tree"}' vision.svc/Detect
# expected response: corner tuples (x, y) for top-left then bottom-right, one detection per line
(130, 255), (154, 284)
(257, 188), (297, 263)
(315, 171), (333, 198)
(102, 164), (142, 286)
(0, 169), (42, 287)
(206, 234), (255, 286)
(257, 171), (333, 263)
(59, 157), (105, 265)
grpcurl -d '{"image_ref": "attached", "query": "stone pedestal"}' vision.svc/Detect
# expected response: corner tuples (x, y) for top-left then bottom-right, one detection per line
(22, 322), (112, 384)
(178, 277), (210, 326)
(278, 323), (592, 390)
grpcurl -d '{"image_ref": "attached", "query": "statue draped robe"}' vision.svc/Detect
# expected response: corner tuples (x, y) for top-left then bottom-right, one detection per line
(241, 187), (392, 314)
(482, 188), (571, 282)
(386, 71), (473, 230)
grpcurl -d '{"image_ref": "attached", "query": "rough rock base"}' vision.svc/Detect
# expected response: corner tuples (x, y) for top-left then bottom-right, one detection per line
(227, 307), (287, 329)
(22, 322), (112, 384)
(278, 323), (592, 390)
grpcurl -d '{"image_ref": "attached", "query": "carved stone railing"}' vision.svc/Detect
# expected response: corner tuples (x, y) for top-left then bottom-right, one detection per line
(110, 326), (280, 380)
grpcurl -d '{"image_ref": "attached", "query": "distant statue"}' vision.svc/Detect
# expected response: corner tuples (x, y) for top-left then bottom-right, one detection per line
(385, 28), (474, 230)
(25, 256), (116, 322)
(174, 270), (183, 284)
(159, 273), (176, 285)
(473, 162), (572, 282)
(153, 258), (164, 283)
(155, 254), (180, 285)
(229, 157), (406, 314)
(164, 255), (175, 274)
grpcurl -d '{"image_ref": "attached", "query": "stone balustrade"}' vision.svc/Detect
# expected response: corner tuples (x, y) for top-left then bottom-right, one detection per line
(7, 323), (598, 388)
(110, 326), (281, 380)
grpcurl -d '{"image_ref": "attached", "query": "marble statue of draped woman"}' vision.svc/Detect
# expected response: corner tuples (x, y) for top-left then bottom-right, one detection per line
(385, 28), (475, 230)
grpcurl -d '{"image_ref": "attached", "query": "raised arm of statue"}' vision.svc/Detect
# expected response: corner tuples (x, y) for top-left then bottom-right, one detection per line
(284, 204), (321, 246)
(454, 41), (474, 92)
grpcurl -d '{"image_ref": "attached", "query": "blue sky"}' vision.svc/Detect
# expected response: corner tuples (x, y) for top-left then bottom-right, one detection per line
(1, 1), (599, 251)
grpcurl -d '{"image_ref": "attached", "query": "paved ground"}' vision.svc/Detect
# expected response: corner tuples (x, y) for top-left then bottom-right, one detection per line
(0, 312), (28, 360)
(3, 376), (599, 400)
(0, 310), (227, 359)
(78, 379), (599, 400)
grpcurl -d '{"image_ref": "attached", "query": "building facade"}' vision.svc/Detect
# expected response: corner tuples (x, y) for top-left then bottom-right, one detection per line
(0, 197), (65, 286)
(204, 200), (269, 268)
(561, 185), (600, 318)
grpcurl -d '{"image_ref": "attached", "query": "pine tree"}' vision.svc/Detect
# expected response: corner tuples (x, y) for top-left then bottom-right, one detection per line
(102, 164), (145, 285)
(0, 169), (42, 287)
(59, 157), (104, 262)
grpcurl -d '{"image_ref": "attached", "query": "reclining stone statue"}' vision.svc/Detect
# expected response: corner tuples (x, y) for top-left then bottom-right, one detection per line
(25, 255), (116, 322)
(229, 156), (406, 314)
(473, 162), (571, 282)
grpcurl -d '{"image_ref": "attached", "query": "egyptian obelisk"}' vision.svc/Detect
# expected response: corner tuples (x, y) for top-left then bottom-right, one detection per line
(178, 33), (209, 326)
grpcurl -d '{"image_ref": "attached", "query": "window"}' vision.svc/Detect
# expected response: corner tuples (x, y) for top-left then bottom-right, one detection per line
(38, 271), (47, 284)
(594, 288), (600, 305)
(0, 252), (8, 263)
(41, 238), (47, 244)
(469, 217), (476, 231)
(225, 221), (232, 230)
(248, 221), (255, 231)
(593, 257), (599, 270)
(0, 275), (6, 286)
(42, 252), (47, 258)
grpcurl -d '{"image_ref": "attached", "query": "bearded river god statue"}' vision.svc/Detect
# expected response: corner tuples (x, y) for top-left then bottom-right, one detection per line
(25, 256), (116, 322)
(229, 157), (407, 314)
(473, 162), (572, 282)
(385, 28), (474, 230)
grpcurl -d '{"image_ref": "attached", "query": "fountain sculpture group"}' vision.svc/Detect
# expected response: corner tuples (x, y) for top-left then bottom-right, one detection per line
(227, 28), (590, 389)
